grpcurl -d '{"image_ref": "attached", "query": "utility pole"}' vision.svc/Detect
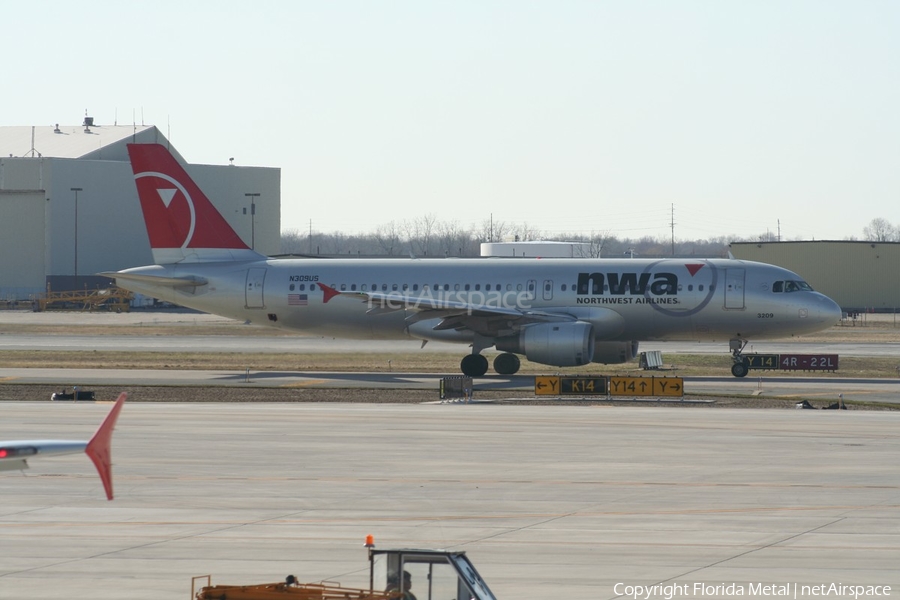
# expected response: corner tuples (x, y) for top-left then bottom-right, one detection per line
(244, 193), (260, 250)
(70, 187), (83, 288)
(670, 203), (676, 256)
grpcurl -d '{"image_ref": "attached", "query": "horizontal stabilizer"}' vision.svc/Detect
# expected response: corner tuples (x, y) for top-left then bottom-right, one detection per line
(101, 272), (208, 288)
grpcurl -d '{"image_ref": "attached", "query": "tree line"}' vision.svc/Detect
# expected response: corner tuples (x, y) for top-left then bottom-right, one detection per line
(280, 216), (895, 258)
(281, 215), (744, 258)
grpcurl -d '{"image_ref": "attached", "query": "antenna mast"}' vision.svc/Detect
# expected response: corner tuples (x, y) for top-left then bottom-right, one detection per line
(670, 203), (676, 255)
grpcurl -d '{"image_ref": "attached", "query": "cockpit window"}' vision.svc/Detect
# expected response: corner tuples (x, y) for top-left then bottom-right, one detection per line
(773, 280), (813, 293)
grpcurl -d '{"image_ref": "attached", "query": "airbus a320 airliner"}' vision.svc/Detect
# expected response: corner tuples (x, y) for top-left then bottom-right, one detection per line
(107, 144), (842, 378)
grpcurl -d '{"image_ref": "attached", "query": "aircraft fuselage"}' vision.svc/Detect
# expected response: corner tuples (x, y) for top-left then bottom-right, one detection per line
(117, 256), (840, 344)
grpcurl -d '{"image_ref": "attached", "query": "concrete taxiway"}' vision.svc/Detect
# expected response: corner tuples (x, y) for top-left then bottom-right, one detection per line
(1, 402), (898, 600)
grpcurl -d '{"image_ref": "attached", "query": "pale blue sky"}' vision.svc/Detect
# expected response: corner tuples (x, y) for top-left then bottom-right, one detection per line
(5, 1), (898, 241)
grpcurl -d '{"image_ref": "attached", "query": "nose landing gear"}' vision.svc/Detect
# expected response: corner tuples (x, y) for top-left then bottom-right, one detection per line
(730, 338), (749, 378)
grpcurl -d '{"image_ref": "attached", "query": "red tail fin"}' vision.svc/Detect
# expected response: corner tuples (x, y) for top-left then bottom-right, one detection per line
(85, 392), (126, 501)
(127, 144), (260, 264)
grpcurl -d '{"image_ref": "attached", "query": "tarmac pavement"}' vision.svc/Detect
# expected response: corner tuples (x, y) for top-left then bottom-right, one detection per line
(1, 402), (898, 600)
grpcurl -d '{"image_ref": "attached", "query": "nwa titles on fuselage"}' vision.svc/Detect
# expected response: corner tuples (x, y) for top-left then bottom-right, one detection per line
(106, 144), (842, 378)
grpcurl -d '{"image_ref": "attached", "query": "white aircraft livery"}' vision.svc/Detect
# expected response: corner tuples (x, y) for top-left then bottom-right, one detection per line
(108, 144), (842, 378)
(0, 393), (125, 500)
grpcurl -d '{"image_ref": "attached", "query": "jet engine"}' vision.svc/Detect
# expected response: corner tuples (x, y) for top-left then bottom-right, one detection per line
(496, 322), (595, 367)
(591, 340), (639, 364)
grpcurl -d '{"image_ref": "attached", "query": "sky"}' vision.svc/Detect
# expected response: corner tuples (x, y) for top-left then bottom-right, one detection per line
(4, 1), (898, 242)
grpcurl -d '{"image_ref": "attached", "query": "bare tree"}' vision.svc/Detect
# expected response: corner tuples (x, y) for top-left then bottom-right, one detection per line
(863, 218), (898, 242)
(403, 214), (438, 256)
(509, 222), (543, 242)
(436, 220), (477, 257)
(280, 228), (306, 254)
(477, 217), (511, 243)
(374, 221), (403, 256)
(570, 230), (614, 258)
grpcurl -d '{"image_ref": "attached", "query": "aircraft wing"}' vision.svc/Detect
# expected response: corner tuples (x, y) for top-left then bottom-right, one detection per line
(0, 393), (126, 500)
(320, 286), (576, 336)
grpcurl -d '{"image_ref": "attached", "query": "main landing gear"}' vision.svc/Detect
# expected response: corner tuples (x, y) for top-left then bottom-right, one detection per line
(460, 354), (488, 377)
(459, 352), (521, 376)
(730, 338), (749, 378)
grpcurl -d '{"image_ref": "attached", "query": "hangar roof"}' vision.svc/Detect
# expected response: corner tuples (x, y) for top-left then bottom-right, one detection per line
(0, 123), (174, 162)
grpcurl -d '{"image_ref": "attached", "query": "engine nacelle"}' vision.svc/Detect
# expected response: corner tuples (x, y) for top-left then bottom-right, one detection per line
(591, 341), (639, 364)
(496, 322), (595, 367)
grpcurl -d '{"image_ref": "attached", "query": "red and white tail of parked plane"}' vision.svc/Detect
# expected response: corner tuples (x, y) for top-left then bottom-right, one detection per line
(128, 144), (264, 264)
(0, 393), (125, 500)
(109, 144), (843, 378)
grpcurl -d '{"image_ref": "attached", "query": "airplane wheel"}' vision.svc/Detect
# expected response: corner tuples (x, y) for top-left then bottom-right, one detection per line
(493, 353), (521, 375)
(461, 354), (489, 377)
(731, 360), (749, 378)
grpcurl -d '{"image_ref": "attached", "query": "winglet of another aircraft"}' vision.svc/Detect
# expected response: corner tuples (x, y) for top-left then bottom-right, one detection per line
(85, 392), (126, 500)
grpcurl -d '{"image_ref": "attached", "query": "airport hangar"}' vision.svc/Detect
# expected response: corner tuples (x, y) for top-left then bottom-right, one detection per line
(0, 122), (281, 301)
(730, 240), (900, 314)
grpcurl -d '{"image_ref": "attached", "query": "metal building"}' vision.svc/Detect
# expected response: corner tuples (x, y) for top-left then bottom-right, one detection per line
(0, 123), (280, 300)
(480, 241), (592, 258)
(729, 241), (900, 312)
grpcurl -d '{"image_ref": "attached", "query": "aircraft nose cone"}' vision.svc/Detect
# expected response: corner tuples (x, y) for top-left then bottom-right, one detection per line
(815, 293), (843, 326)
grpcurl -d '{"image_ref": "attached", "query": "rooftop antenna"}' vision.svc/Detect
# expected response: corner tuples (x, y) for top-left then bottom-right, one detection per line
(114, 108), (117, 126)
(82, 109), (94, 133)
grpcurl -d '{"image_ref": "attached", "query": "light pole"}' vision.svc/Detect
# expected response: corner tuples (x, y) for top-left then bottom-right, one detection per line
(70, 187), (82, 288)
(244, 193), (259, 250)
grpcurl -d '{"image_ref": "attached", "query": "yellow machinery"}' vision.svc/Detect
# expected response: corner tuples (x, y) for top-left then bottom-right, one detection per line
(34, 287), (133, 312)
(192, 537), (497, 600)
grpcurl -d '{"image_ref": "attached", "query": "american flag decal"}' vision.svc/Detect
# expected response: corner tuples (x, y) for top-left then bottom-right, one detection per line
(288, 293), (308, 306)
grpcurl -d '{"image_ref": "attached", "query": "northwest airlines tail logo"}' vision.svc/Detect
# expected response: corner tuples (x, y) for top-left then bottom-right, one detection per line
(127, 144), (249, 251)
(132, 171), (196, 249)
